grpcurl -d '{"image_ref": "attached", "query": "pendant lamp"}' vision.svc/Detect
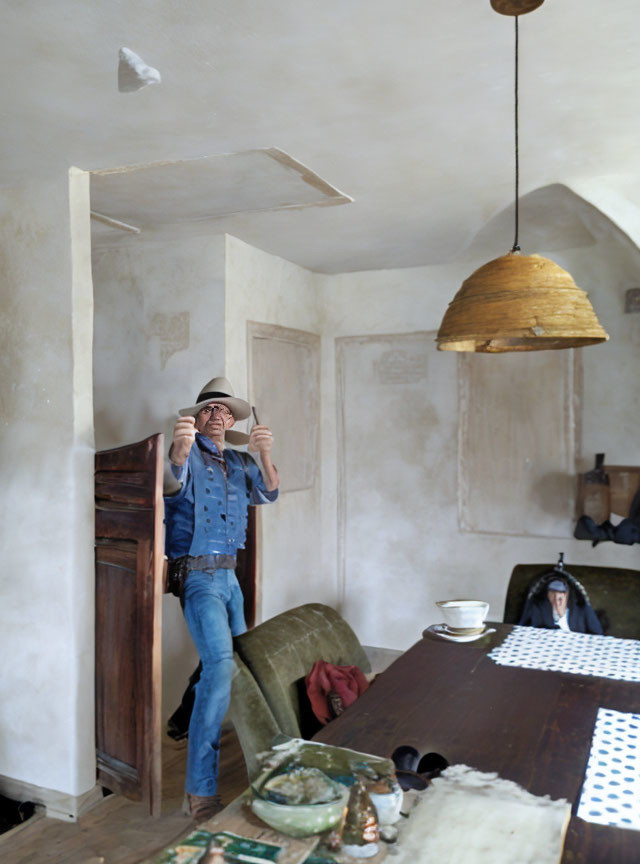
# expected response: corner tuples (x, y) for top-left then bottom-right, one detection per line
(436, 0), (609, 353)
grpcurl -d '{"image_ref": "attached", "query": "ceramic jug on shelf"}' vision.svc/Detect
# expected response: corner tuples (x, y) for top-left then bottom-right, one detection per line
(578, 453), (610, 524)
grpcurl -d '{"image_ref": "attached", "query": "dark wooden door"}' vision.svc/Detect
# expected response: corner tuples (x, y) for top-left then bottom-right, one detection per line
(95, 434), (164, 816)
(235, 506), (258, 628)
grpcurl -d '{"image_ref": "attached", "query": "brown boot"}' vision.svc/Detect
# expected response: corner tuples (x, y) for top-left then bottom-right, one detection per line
(185, 792), (224, 824)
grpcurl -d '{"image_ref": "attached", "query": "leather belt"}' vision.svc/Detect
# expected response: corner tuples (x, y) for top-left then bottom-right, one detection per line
(166, 553), (237, 598)
(181, 553), (237, 573)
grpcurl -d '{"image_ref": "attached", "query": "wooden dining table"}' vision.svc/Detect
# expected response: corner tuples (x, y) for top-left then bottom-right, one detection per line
(314, 623), (640, 864)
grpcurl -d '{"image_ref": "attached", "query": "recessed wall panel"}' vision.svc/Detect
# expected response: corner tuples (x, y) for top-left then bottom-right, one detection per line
(336, 332), (458, 647)
(458, 350), (579, 538)
(248, 322), (320, 494)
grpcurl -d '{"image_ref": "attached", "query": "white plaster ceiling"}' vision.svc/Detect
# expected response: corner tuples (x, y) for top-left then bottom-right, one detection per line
(3, 0), (640, 272)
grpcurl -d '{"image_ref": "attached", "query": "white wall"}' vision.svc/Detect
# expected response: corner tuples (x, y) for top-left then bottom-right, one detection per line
(221, 222), (640, 652)
(563, 235), (640, 467)
(92, 234), (226, 452)
(0, 172), (95, 807)
(224, 235), (331, 621)
(318, 260), (472, 645)
(2, 193), (636, 813)
(320, 230), (640, 649)
(92, 232), (226, 720)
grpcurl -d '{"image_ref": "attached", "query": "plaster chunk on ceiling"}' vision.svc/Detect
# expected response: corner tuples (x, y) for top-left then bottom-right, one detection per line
(118, 48), (161, 93)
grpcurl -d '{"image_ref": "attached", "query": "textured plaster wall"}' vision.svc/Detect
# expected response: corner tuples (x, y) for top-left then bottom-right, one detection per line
(318, 259), (471, 639)
(222, 225), (639, 652)
(92, 234), (226, 452)
(1, 174), (636, 813)
(224, 235), (329, 622)
(558, 238), (640, 467)
(92, 233), (226, 720)
(0, 172), (95, 798)
(321, 232), (640, 650)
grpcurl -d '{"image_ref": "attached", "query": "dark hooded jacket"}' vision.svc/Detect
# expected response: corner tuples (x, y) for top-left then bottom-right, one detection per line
(518, 569), (604, 635)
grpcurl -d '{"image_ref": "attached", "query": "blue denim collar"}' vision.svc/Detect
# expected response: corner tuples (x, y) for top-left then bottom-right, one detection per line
(195, 433), (222, 455)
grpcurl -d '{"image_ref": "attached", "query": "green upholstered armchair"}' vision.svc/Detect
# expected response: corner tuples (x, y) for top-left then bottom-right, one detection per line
(228, 603), (371, 781)
(503, 563), (640, 639)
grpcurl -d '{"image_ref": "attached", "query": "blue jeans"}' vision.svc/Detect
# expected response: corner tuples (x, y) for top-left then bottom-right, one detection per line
(182, 568), (247, 796)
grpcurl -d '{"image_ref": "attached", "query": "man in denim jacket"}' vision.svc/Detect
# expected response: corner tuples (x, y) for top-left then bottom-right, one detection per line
(164, 376), (278, 821)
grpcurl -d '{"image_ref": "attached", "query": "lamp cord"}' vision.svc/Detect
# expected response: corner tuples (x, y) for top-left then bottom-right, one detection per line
(512, 15), (520, 253)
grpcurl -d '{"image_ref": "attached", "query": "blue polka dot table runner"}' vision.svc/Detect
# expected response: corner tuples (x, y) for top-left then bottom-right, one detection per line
(576, 708), (640, 831)
(488, 626), (640, 682)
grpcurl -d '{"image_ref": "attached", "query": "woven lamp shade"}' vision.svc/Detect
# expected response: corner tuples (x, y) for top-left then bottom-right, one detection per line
(436, 253), (609, 353)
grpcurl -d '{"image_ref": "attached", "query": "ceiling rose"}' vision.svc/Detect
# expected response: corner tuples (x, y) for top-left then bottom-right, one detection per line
(490, 0), (545, 16)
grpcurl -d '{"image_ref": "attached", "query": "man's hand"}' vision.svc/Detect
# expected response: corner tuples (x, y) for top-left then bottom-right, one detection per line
(170, 416), (196, 466)
(248, 424), (274, 455)
(248, 425), (278, 491)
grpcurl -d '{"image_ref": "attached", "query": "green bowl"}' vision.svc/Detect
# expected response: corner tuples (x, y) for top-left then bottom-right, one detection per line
(250, 784), (350, 838)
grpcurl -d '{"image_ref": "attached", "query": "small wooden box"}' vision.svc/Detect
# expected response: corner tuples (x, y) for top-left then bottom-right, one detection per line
(577, 476), (610, 524)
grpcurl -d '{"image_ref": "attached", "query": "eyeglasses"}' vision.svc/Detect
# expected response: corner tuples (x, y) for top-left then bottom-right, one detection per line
(199, 403), (232, 420)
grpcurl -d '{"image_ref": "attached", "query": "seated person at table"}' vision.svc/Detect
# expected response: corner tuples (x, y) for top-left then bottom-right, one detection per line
(519, 575), (603, 635)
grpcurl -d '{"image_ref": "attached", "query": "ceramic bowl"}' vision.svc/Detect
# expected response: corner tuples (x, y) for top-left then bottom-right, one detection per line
(435, 599), (489, 631)
(251, 784), (350, 838)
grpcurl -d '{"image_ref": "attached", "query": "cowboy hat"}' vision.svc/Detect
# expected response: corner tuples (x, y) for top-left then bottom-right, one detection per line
(179, 376), (251, 445)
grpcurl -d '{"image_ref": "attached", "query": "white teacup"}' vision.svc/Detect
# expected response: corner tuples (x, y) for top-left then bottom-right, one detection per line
(435, 599), (489, 631)
(369, 786), (404, 826)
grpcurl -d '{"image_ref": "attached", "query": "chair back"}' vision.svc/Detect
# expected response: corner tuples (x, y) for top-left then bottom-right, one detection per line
(503, 563), (640, 639)
(233, 603), (371, 739)
(229, 654), (280, 782)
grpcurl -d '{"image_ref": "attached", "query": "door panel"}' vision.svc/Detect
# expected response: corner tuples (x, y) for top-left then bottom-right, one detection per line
(95, 434), (164, 816)
(235, 505), (258, 628)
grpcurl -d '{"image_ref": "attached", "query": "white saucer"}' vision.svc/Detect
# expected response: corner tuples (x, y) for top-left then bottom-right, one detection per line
(424, 624), (496, 643)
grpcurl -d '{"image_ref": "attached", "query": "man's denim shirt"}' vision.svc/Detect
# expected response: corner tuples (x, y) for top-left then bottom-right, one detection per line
(164, 434), (278, 559)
